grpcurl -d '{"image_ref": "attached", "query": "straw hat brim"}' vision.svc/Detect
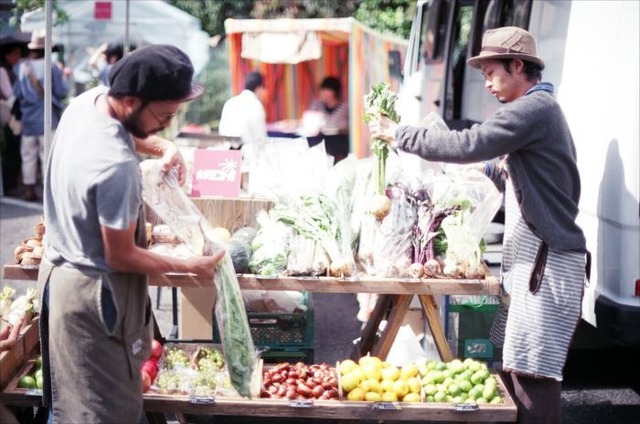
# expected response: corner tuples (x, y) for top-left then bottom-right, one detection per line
(467, 51), (545, 70)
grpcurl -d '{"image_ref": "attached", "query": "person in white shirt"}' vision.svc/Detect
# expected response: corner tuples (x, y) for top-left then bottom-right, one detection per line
(218, 71), (267, 165)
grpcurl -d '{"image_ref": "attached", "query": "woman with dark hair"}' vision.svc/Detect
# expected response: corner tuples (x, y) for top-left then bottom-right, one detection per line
(303, 76), (350, 162)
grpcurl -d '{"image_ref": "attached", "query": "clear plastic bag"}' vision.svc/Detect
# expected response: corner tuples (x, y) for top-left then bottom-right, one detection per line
(140, 159), (258, 398)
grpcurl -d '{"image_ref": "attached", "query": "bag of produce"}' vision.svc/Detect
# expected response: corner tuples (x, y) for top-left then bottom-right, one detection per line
(141, 160), (258, 398)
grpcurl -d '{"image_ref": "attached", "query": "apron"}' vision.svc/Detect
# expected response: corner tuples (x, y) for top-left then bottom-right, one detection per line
(38, 211), (152, 423)
(490, 177), (586, 381)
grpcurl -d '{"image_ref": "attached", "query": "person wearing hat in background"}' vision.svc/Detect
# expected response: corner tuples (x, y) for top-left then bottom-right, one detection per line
(37, 44), (225, 422)
(369, 26), (588, 423)
(0, 37), (25, 196)
(13, 29), (69, 201)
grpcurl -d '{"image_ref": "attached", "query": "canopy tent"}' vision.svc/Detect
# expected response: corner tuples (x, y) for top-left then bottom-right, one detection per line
(225, 17), (407, 158)
(20, 0), (210, 82)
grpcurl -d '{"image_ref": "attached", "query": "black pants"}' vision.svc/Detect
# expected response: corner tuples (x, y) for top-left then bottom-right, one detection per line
(1, 125), (21, 192)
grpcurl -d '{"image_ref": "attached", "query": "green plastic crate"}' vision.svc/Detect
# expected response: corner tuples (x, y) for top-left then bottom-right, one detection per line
(248, 309), (315, 350)
(448, 302), (499, 361)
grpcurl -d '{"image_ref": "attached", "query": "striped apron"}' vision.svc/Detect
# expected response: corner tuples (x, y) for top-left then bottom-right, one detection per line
(490, 177), (585, 381)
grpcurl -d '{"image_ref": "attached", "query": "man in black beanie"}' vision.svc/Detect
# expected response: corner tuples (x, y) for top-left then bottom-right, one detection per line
(37, 44), (224, 422)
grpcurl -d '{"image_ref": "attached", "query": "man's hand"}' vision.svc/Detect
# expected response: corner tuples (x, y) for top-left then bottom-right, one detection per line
(0, 318), (24, 352)
(159, 143), (186, 186)
(368, 114), (399, 144)
(134, 135), (187, 186)
(188, 248), (226, 281)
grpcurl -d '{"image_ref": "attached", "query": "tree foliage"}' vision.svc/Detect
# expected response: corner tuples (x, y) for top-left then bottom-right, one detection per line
(353, 0), (416, 39)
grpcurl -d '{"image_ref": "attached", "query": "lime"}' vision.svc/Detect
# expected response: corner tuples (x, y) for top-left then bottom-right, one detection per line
(36, 376), (44, 389)
(35, 369), (43, 380)
(468, 387), (482, 400)
(476, 397), (488, 404)
(482, 386), (496, 401)
(433, 391), (447, 403)
(18, 376), (37, 389)
(458, 380), (473, 392)
(448, 383), (461, 396)
(35, 356), (42, 369)
(434, 362), (447, 371)
(490, 396), (503, 404)
(423, 384), (437, 396)
(426, 395), (435, 402)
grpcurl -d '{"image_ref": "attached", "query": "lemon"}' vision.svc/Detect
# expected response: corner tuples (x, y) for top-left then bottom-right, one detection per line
(381, 391), (398, 402)
(400, 363), (419, 379)
(358, 355), (382, 369)
(341, 373), (360, 393)
(403, 392), (421, 403)
(338, 359), (358, 375)
(347, 387), (366, 401)
(364, 391), (382, 402)
(407, 377), (421, 394)
(392, 380), (409, 399)
(381, 379), (395, 393)
(380, 366), (400, 381)
(361, 364), (381, 381)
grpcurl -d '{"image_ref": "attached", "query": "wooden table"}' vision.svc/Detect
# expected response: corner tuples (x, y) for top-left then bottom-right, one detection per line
(2, 264), (510, 422)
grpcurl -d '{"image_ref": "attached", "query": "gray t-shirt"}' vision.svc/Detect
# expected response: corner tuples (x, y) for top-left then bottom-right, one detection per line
(44, 86), (142, 271)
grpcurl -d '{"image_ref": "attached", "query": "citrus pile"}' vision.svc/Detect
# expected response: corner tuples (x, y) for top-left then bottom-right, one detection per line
(338, 356), (422, 402)
(417, 358), (503, 404)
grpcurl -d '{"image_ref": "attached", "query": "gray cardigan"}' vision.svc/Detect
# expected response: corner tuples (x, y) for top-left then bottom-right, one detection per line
(395, 90), (586, 252)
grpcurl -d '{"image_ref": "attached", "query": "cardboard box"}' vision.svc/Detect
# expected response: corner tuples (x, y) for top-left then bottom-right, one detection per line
(178, 197), (273, 339)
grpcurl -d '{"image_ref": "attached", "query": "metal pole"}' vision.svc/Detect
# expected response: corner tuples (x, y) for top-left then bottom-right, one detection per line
(43, 0), (54, 173)
(124, 0), (130, 54)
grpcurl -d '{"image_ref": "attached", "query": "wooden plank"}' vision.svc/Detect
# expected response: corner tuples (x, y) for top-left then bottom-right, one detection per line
(354, 295), (395, 359)
(139, 395), (517, 422)
(419, 295), (453, 362)
(3, 265), (500, 296)
(371, 295), (414, 360)
(0, 318), (39, 390)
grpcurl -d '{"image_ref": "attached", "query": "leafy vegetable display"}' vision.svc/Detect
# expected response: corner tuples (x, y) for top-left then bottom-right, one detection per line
(364, 82), (401, 220)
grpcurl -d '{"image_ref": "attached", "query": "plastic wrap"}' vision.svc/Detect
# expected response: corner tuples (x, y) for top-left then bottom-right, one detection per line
(140, 159), (257, 398)
(248, 210), (290, 276)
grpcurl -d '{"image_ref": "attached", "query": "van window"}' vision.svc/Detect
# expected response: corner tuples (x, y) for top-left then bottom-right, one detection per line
(422, 0), (450, 63)
(472, 0), (532, 56)
(445, 2), (474, 120)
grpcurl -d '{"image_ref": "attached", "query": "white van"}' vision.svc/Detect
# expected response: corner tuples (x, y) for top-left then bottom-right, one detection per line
(402, 0), (639, 347)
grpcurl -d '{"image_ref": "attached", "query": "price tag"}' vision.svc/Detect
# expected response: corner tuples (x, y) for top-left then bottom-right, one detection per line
(297, 276), (320, 281)
(372, 402), (402, 410)
(288, 399), (314, 408)
(452, 403), (479, 412)
(25, 389), (43, 397)
(189, 396), (215, 405)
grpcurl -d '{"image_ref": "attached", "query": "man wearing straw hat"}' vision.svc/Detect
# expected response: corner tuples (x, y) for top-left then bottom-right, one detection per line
(369, 27), (588, 422)
(37, 45), (224, 422)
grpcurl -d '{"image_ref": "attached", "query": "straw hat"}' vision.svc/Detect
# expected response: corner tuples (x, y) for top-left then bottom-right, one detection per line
(467, 26), (545, 70)
(27, 29), (46, 50)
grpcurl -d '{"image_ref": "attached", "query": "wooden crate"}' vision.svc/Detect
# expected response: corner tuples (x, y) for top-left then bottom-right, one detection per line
(0, 317), (40, 390)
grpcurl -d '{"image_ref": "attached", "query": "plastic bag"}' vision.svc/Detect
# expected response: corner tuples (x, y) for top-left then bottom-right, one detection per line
(433, 168), (502, 277)
(248, 210), (290, 276)
(248, 138), (331, 203)
(140, 159), (257, 398)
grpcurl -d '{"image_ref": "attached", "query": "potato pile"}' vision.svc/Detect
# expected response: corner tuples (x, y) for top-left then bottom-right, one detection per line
(14, 218), (45, 266)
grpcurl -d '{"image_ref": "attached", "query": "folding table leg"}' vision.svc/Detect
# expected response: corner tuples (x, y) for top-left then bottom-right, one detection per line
(419, 294), (453, 362)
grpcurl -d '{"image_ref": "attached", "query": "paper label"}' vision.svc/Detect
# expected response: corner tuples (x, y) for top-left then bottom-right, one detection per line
(288, 399), (314, 408)
(452, 403), (480, 411)
(372, 402), (402, 410)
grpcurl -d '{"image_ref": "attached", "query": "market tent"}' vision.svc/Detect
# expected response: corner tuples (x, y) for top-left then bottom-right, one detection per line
(20, 0), (210, 80)
(225, 17), (407, 158)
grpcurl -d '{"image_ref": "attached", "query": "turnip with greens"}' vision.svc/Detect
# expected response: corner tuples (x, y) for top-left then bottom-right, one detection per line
(364, 83), (400, 221)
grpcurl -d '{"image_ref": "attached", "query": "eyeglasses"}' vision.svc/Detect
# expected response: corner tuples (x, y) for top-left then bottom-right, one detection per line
(146, 105), (177, 127)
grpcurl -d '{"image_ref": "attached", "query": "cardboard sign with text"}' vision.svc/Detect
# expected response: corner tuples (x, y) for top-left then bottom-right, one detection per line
(191, 150), (242, 198)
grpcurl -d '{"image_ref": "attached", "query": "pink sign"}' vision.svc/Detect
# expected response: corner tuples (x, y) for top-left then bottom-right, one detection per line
(191, 150), (242, 198)
(94, 1), (112, 20)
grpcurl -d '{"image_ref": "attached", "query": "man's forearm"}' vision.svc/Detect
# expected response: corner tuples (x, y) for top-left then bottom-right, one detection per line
(134, 135), (173, 157)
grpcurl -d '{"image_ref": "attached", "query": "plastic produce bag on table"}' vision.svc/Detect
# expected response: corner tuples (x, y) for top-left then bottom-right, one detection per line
(432, 168), (503, 279)
(248, 138), (331, 204)
(140, 159), (258, 398)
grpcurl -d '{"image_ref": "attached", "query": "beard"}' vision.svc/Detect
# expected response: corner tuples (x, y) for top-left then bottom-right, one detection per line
(123, 105), (163, 139)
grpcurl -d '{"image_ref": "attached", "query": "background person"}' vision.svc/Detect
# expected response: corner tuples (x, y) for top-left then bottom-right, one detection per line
(368, 26), (587, 423)
(302, 76), (349, 162)
(0, 41), (24, 196)
(218, 70), (267, 166)
(13, 30), (68, 201)
(38, 44), (224, 423)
